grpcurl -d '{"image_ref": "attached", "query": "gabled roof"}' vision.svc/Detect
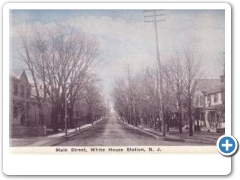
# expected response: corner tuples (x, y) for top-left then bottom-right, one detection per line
(20, 70), (29, 84)
(10, 71), (33, 87)
(205, 83), (225, 95)
(195, 79), (223, 94)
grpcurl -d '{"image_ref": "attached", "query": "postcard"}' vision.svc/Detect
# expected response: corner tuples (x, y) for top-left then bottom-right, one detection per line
(3, 2), (233, 175)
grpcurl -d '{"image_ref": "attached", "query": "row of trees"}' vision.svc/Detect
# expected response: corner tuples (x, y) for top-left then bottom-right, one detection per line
(16, 24), (108, 132)
(112, 48), (202, 136)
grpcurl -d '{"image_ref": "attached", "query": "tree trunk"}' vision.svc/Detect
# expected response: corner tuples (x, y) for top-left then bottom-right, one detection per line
(189, 108), (193, 136)
(133, 105), (137, 126)
(69, 107), (74, 128)
(88, 105), (93, 125)
(38, 102), (44, 126)
(51, 104), (59, 133)
(91, 113), (93, 125)
(158, 111), (162, 132)
(166, 113), (170, 132)
(196, 119), (200, 132)
(127, 106), (129, 124)
(153, 113), (156, 130)
(179, 111), (183, 133)
(178, 101), (183, 133)
(30, 70), (45, 127)
(129, 107), (133, 125)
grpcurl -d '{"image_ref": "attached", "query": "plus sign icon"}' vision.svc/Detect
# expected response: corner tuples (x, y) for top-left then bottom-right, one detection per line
(217, 135), (238, 156)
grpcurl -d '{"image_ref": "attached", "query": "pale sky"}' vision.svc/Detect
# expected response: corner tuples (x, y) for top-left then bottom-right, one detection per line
(10, 10), (225, 100)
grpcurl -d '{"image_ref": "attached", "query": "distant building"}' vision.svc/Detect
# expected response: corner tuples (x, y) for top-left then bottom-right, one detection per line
(10, 71), (33, 126)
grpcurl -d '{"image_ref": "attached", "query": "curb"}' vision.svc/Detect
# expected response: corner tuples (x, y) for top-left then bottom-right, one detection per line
(51, 120), (103, 146)
(137, 127), (159, 139)
(51, 127), (92, 146)
(141, 129), (186, 142)
(64, 126), (92, 139)
(163, 137), (185, 142)
(122, 121), (185, 142)
(138, 127), (186, 142)
(122, 121), (159, 139)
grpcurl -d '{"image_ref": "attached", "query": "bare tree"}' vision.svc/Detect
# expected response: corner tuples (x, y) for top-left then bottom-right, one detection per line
(17, 26), (45, 126)
(182, 48), (202, 136)
(112, 68), (159, 128)
(163, 53), (185, 133)
(16, 23), (99, 131)
(112, 78), (129, 123)
(83, 81), (106, 125)
(140, 68), (159, 129)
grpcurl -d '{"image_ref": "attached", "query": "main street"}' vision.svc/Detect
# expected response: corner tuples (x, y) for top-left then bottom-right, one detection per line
(56, 114), (197, 146)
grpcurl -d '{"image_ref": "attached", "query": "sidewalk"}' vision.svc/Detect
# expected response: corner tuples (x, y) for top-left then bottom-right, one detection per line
(10, 119), (103, 147)
(142, 126), (221, 145)
(123, 121), (221, 145)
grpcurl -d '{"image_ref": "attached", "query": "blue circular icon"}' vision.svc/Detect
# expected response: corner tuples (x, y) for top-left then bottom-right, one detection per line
(217, 135), (238, 156)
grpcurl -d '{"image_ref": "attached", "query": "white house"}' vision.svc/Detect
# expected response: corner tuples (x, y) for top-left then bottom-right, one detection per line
(204, 82), (225, 132)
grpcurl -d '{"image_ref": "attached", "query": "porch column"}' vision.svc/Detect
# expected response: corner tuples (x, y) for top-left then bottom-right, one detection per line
(205, 111), (210, 128)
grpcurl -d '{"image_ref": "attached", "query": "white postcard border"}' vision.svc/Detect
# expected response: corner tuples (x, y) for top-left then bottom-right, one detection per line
(3, 2), (231, 175)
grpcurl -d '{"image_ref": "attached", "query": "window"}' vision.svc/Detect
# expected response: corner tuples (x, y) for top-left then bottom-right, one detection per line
(13, 106), (18, 118)
(13, 84), (18, 96)
(20, 107), (25, 125)
(20, 85), (24, 97)
(27, 88), (31, 98)
(200, 112), (204, 120)
(207, 95), (211, 106)
(26, 103), (30, 117)
(220, 75), (225, 83)
(200, 95), (204, 106)
(214, 93), (218, 103)
(196, 96), (199, 105)
(221, 92), (225, 103)
(207, 95), (211, 102)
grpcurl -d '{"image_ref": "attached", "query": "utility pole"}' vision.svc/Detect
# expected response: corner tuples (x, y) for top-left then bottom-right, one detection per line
(124, 63), (134, 125)
(107, 98), (110, 116)
(144, 9), (166, 136)
(156, 68), (161, 132)
(64, 89), (68, 137)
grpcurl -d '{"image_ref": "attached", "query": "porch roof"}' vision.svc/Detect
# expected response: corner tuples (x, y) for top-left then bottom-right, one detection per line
(204, 104), (223, 111)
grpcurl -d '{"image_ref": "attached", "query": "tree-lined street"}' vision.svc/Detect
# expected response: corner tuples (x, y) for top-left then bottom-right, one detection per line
(56, 113), (219, 146)
(58, 114), (163, 146)
(10, 10), (225, 145)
